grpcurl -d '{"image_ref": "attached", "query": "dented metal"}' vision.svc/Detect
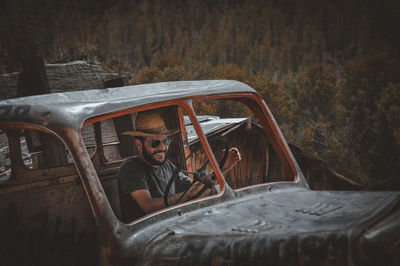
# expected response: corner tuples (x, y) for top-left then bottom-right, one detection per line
(0, 80), (399, 265)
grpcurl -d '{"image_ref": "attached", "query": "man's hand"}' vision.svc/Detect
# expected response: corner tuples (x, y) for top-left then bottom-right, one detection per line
(221, 147), (241, 175)
(183, 181), (210, 201)
(131, 182), (210, 214)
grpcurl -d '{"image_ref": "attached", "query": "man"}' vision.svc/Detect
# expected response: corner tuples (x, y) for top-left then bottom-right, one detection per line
(118, 111), (241, 222)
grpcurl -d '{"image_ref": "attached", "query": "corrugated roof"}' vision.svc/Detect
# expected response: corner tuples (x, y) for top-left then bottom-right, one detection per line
(186, 117), (248, 143)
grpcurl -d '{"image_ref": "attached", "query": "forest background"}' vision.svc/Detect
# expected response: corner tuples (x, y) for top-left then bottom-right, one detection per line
(1, 0), (399, 186)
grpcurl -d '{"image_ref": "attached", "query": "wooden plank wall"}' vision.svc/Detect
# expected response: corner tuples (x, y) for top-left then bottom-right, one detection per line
(0, 59), (106, 100)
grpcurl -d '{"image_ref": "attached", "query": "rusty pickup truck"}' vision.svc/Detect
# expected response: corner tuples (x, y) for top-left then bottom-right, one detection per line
(0, 80), (399, 265)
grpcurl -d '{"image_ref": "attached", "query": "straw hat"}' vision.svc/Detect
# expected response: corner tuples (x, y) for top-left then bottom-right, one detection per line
(122, 111), (178, 137)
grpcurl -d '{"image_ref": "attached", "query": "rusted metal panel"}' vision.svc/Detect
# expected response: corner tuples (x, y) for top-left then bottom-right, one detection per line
(0, 79), (398, 266)
(0, 174), (99, 265)
(0, 173), (121, 265)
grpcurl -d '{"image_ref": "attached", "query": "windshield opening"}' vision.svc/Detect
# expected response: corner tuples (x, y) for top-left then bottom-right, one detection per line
(192, 97), (290, 189)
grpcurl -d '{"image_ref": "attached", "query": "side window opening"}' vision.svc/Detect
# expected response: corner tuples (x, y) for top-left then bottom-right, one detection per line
(0, 128), (79, 185)
(24, 130), (71, 169)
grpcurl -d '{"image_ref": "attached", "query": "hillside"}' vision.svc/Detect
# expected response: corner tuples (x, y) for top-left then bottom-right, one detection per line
(0, 0), (399, 184)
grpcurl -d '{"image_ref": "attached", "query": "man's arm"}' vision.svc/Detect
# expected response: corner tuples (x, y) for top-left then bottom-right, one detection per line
(129, 148), (241, 215)
(221, 147), (241, 175)
(130, 182), (209, 214)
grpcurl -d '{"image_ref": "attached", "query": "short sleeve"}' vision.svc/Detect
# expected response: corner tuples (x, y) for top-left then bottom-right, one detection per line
(118, 159), (149, 195)
(160, 160), (192, 194)
(175, 171), (193, 193)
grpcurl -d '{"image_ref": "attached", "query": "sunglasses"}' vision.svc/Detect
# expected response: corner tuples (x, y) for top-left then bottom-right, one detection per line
(149, 137), (171, 148)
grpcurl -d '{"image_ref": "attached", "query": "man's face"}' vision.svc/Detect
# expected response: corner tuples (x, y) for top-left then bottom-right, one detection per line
(140, 136), (171, 166)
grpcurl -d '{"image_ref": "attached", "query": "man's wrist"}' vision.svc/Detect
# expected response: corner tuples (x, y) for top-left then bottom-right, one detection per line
(167, 192), (184, 205)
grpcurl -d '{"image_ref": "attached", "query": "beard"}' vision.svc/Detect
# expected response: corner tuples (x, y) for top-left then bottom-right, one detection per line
(142, 146), (166, 166)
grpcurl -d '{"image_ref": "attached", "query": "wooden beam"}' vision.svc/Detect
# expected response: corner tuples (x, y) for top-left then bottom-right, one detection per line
(18, 55), (50, 97)
(19, 55), (68, 168)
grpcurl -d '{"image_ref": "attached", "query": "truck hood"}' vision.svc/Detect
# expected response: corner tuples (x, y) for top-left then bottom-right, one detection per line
(133, 187), (400, 265)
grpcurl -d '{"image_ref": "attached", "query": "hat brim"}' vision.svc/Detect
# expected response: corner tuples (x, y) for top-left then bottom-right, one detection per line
(122, 129), (179, 137)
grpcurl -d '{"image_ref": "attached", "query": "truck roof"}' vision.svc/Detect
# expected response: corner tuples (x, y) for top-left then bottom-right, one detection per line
(0, 80), (256, 131)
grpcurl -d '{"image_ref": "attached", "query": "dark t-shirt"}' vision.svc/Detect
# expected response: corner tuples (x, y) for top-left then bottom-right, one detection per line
(118, 157), (192, 222)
